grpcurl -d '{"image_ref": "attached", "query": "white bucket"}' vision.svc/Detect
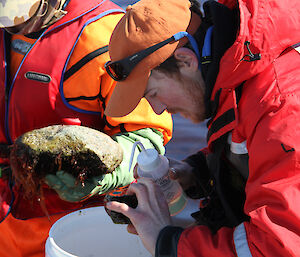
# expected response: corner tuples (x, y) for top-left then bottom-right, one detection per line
(45, 206), (151, 257)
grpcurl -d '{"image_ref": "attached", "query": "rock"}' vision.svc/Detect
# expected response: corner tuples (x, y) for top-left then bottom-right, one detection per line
(10, 125), (123, 197)
(104, 187), (138, 224)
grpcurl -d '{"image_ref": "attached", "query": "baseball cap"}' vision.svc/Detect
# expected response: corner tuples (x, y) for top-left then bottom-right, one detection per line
(104, 0), (201, 117)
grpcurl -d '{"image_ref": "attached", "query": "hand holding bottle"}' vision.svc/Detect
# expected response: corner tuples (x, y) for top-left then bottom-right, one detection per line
(130, 142), (187, 216)
(106, 177), (172, 256)
(168, 158), (199, 191)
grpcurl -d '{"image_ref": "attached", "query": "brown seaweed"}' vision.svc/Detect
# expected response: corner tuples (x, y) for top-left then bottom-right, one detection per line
(9, 125), (123, 200)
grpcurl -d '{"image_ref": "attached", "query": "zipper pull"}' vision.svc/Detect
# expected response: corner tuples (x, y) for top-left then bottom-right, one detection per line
(240, 41), (261, 62)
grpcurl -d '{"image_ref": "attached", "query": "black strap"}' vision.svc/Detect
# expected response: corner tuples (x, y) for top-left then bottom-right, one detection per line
(207, 108), (235, 142)
(4, 31), (12, 95)
(65, 93), (101, 102)
(155, 226), (184, 257)
(102, 115), (117, 129)
(208, 135), (241, 226)
(207, 81), (245, 142)
(63, 45), (109, 81)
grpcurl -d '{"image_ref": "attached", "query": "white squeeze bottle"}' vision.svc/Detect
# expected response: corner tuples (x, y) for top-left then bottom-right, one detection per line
(129, 141), (187, 216)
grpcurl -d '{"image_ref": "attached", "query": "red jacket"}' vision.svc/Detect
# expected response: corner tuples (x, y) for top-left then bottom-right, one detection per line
(156, 0), (300, 256)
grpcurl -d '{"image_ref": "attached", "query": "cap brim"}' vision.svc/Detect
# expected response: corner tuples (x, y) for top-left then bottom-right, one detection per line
(0, 0), (39, 28)
(105, 69), (150, 117)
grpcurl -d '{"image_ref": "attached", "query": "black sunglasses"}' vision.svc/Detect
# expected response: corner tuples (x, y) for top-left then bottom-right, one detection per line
(105, 31), (199, 81)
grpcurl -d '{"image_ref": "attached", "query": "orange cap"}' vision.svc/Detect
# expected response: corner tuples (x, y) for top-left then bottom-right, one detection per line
(104, 0), (201, 117)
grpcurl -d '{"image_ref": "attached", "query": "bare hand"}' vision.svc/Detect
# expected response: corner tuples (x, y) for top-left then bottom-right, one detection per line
(168, 158), (197, 191)
(105, 177), (172, 256)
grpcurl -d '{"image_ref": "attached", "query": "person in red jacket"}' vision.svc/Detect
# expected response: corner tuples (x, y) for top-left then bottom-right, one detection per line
(0, 0), (172, 256)
(105, 0), (300, 256)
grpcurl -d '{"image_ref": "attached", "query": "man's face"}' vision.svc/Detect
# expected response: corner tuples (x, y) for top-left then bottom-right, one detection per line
(145, 70), (206, 123)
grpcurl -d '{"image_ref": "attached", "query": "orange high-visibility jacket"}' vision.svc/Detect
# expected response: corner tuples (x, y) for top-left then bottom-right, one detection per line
(0, 0), (172, 256)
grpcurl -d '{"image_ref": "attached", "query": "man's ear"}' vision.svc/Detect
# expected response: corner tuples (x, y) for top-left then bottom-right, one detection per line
(174, 47), (199, 73)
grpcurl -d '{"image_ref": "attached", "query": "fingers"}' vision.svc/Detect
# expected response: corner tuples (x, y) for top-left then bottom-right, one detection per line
(133, 163), (139, 179)
(56, 170), (77, 187)
(44, 174), (66, 191)
(168, 161), (197, 191)
(44, 174), (59, 188)
(168, 160), (188, 180)
(106, 200), (131, 217)
(127, 178), (170, 223)
(44, 171), (93, 202)
(59, 190), (85, 202)
(140, 178), (169, 210)
(106, 177), (169, 221)
(124, 180), (152, 212)
(169, 167), (178, 180)
(127, 178), (165, 209)
(106, 177), (172, 256)
(127, 224), (138, 235)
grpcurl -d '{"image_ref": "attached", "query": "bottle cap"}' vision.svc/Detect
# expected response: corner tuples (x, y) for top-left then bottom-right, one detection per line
(137, 148), (160, 172)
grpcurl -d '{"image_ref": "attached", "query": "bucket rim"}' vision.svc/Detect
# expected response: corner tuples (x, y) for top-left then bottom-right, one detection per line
(47, 207), (104, 257)
(46, 236), (77, 257)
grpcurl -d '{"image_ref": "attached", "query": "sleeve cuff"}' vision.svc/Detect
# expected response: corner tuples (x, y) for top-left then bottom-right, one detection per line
(183, 151), (211, 199)
(155, 226), (184, 257)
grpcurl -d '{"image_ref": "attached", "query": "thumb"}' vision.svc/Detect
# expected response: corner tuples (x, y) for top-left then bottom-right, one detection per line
(168, 167), (179, 180)
(56, 170), (77, 187)
(127, 224), (138, 234)
(44, 174), (64, 190)
(133, 163), (139, 179)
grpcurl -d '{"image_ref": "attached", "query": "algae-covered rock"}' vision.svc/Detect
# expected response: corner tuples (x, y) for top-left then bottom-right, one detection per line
(10, 125), (123, 197)
(105, 193), (138, 224)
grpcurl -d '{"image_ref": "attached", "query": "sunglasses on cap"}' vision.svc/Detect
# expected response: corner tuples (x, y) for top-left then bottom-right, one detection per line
(105, 31), (200, 82)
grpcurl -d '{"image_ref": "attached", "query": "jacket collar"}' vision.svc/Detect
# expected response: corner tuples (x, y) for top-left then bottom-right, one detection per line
(198, 0), (239, 118)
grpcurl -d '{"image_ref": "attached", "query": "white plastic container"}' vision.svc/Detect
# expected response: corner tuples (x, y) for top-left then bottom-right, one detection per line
(137, 148), (187, 216)
(45, 206), (151, 257)
(129, 141), (187, 216)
